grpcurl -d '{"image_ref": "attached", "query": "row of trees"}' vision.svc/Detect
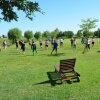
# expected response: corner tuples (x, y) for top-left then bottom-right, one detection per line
(7, 28), (74, 43)
(7, 27), (100, 44)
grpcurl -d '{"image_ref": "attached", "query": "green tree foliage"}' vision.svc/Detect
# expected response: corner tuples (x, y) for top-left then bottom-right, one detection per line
(24, 30), (33, 41)
(50, 31), (57, 38)
(42, 31), (50, 38)
(8, 28), (22, 43)
(77, 30), (83, 37)
(64, 31), (74, 38)
(79, 18), (99, 31)
(83, 30), (94, 37)
(83, 30), (90, 37)
(50, 28), (60, 38)
(34, 31), (41, 40)
(0, 0), (41, 22)
(89, 31), (94, 37)
(79, 18), (99, 37)
(94, 28), (100, 38)
(57, 31), (63, 38)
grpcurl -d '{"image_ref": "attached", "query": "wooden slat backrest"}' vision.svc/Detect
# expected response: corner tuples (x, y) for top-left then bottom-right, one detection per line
(60, 58), (76, 72)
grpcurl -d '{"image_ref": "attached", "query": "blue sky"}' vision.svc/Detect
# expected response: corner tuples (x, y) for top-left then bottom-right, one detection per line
(0, 0), (100, 35)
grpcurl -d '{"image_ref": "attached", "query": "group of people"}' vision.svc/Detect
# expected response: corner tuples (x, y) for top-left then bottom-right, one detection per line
(38, 38), (64, 54)
(1, 36), (96, 55)
(15, 38), (60, 55)
(70, 38), (76, 48)
(16, 39), (37, 55)
(70, 36), (95, 50)
(15, 36), (96, 55)
(15, 40), (25, 54)
(81, 37), (95, 53)
(82, 37), (95, 49)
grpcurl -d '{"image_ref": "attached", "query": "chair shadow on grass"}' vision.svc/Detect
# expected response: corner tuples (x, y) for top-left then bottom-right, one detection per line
(33, 72), (71, 86)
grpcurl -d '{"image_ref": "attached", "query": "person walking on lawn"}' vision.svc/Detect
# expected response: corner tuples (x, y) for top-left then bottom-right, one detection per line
(51, 40), (58, 55)
(31, 41), (37, 56)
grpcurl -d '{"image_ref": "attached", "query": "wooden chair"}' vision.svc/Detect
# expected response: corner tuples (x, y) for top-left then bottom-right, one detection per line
(55, 58), (80, 83)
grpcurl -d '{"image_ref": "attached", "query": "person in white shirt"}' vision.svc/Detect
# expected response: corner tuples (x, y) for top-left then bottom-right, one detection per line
(73, 38), (76, 48)
(3, 40), (7, 49)
(60, 38), (63, 47)
(88, 38), (91, 49)
(39, 39), (42, 48)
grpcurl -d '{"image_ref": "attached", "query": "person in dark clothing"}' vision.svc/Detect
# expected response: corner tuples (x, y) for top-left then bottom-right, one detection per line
(51, 40), (58, 55)
(19, 40), (22, 50)
(70, 38), (73, 47)
(15, 40), (19, 50)
(0, 45), (1, 52)
(31, 41), (37, 56)
(21, 41), (25, 54)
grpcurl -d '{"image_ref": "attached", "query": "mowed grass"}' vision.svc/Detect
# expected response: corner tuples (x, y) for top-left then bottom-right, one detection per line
(0, 39), (100, 100)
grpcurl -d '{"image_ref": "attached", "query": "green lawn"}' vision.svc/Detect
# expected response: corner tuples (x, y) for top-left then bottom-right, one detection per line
(0, 39), (100, 100)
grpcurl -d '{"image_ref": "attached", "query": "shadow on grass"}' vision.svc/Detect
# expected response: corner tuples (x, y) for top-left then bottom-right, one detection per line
(47, 53), (66, 57)
(8, 53), (20, 55)
(97, 50), (100, 53)
(33, 80), (50, 85)
(33, 72), (61, 86)
(8, 51), (35, 56)
(8, 52), (33, 57)
(8, 51), (25, 55)
(33, 72), (72, 86)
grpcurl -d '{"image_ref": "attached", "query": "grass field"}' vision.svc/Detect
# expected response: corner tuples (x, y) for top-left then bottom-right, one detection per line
(0, 39), (100, 100)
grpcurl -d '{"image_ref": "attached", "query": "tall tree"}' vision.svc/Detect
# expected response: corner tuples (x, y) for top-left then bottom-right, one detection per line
(79, 18), (99, 32)
(34, 31), (41, 40)
(76, 30), (83, 37)
(42, 31), (50, 38)
(24, 30), (33, 41)
(64, 31), (74, 38)
(0, 0), (41, 22)
(79, 18), (99, 37)
(8, 28), (22, 43)
(50, 28), (60, 38)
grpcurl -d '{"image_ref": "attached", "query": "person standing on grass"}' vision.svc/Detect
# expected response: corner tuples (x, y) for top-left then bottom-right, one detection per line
(82, 37), (88, 54)
(45, 39), (48, 49)
(81, 36), (85, 44)
(70, 37), (73, 47)
(29, 40), (32, 49)
(92, 37), (95, 47)
(15, 40), (19, 50)
(60, 38), (63, 47)
(51, 40), (58, 55)
(3, 40), (7, 49)
(73, 38), (76, 48)
(19, 40), (22, 50)
(87, 38), (91, 49)
(21, 41), (25, 54)
(39, 39), (43, 48)
(31, 41), (37, 56)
